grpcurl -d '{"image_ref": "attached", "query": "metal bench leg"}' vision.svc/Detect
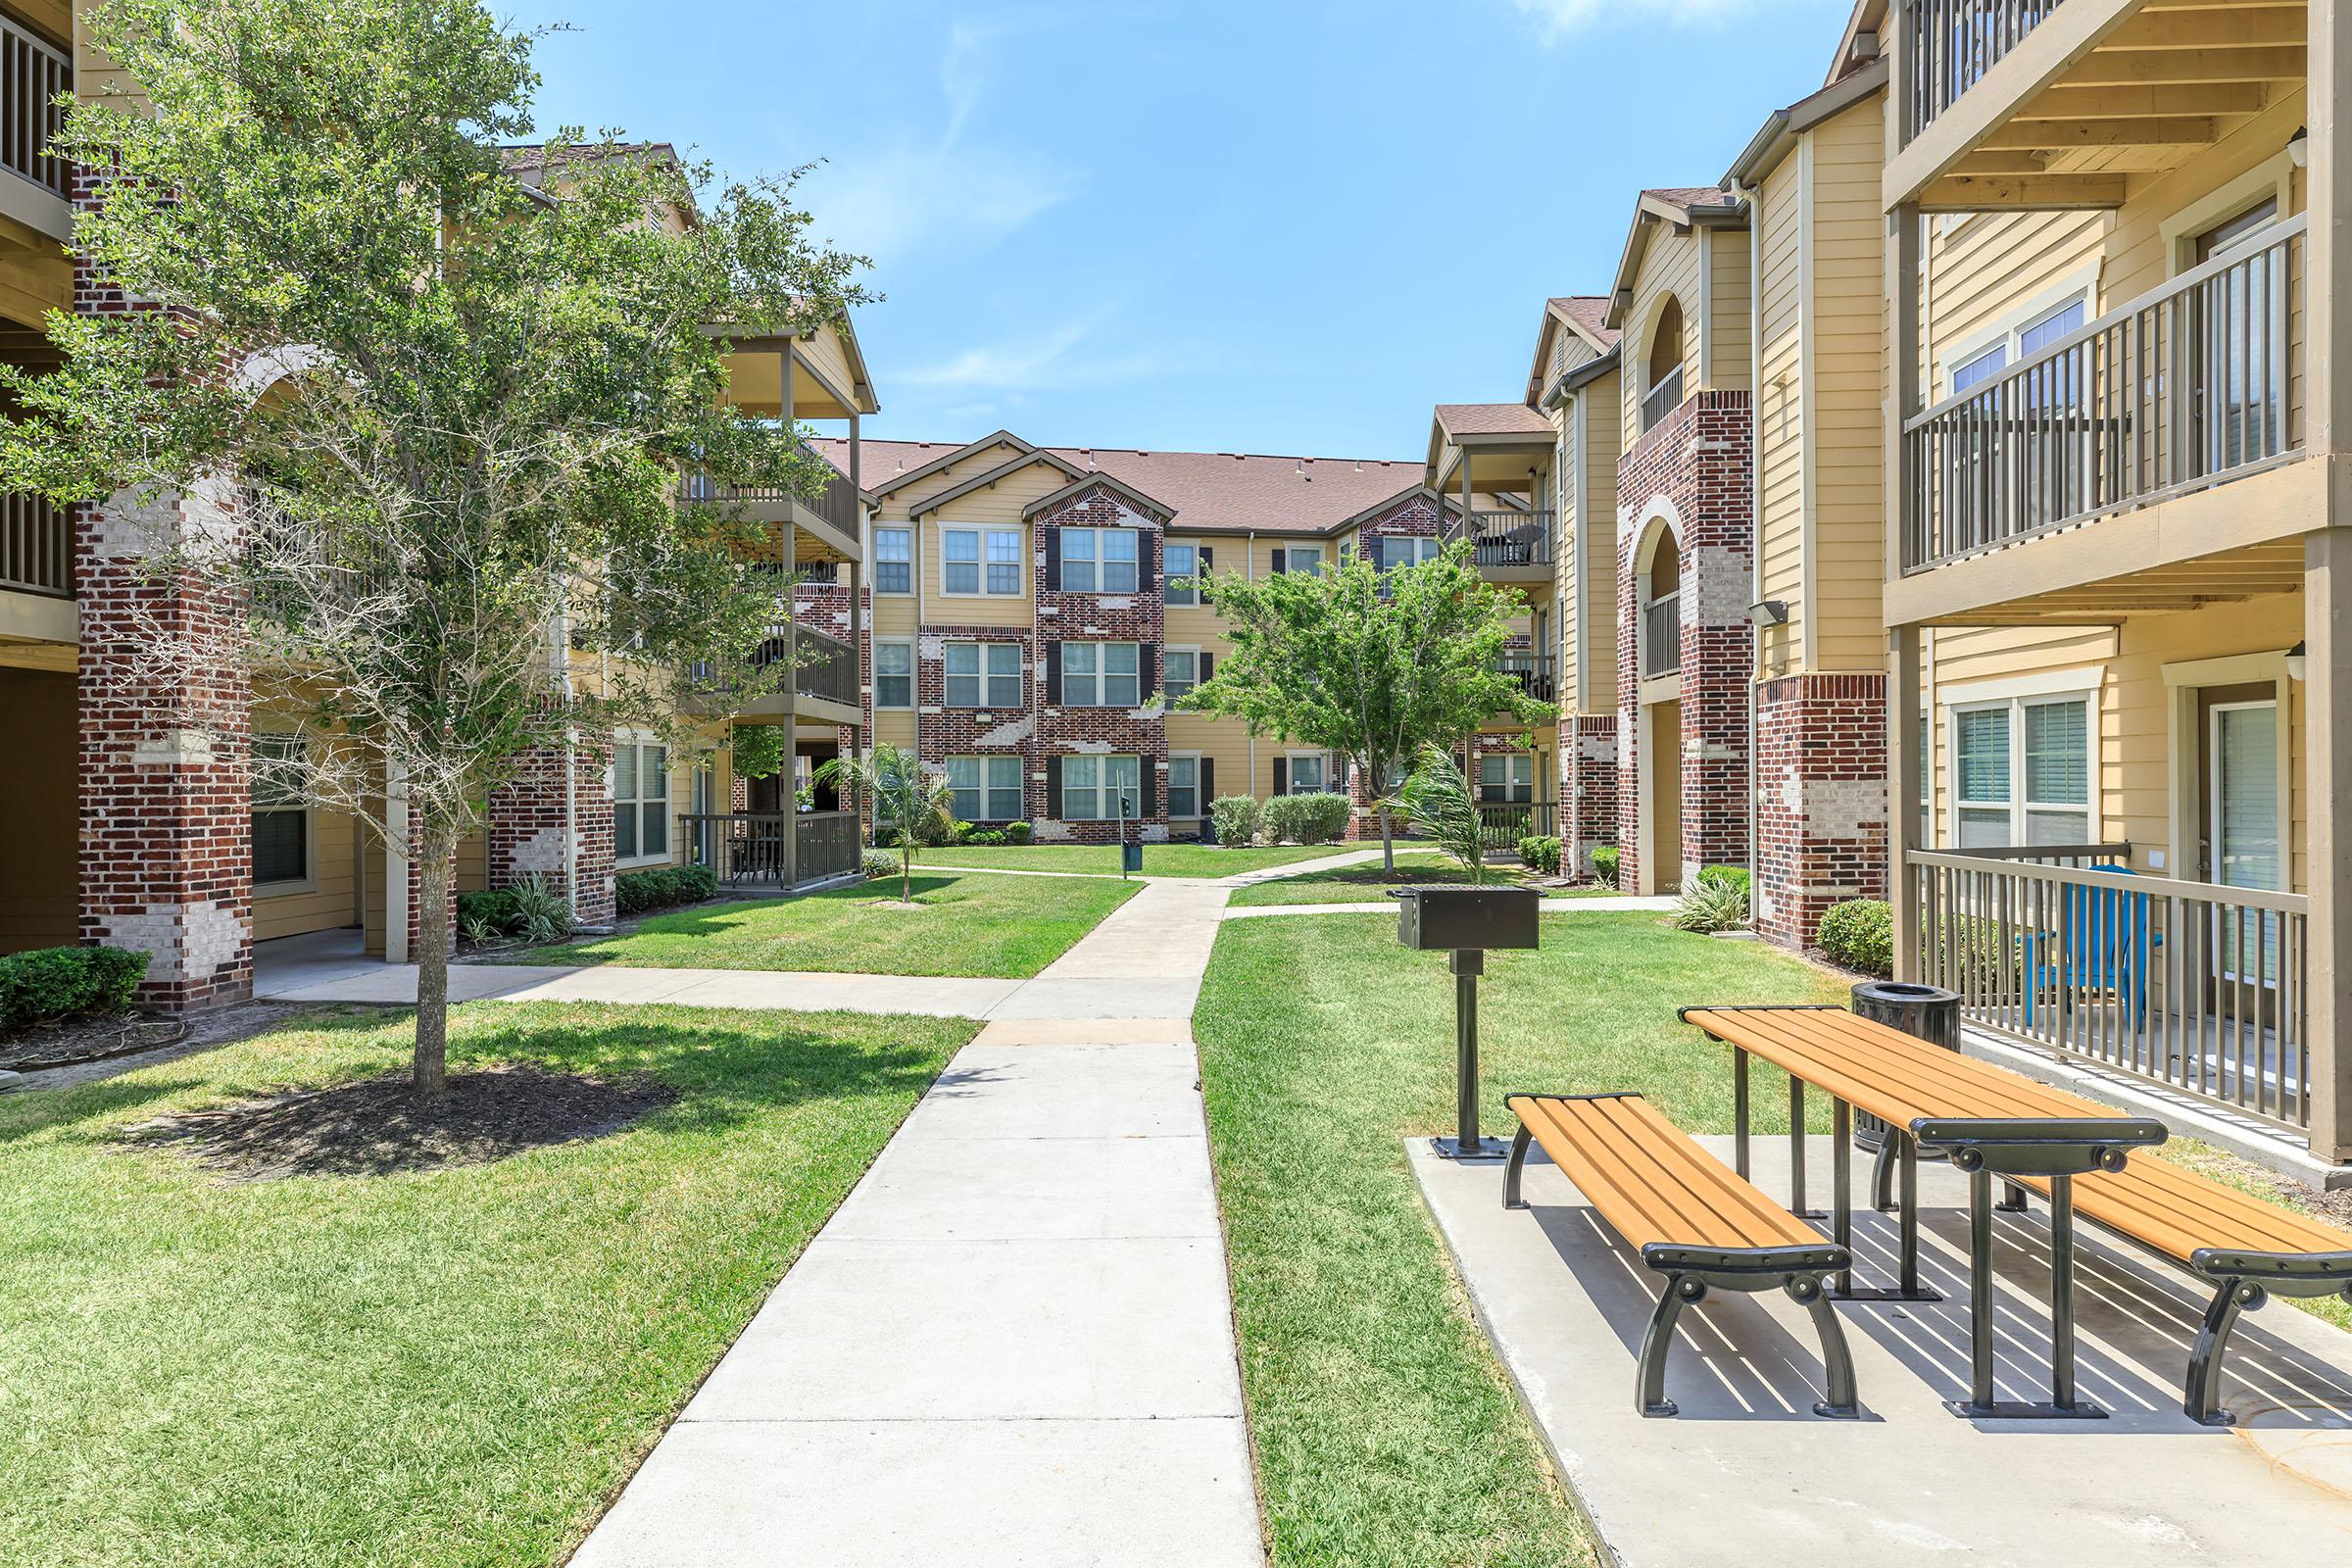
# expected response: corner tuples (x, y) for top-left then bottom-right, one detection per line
(1790, 1075), (1816, 1217)
(1998, 1180), (2029, 1212)
(1899, 1133), (1921, 1296)
(1788, 1273), (1861, 1418)
(1503, 1121), (1533, 1210)
(1832, 1101), (1852, 1297)
(1639, 1275), (1703, 1417)
(1734, 1047), (1750, 1180)
(2184, 1279), (2263, 1427)
(1872, 1133), (1897, 1212)
(2048, 1173), (2082, 1412)
(1966, 1166), (1996, 1412)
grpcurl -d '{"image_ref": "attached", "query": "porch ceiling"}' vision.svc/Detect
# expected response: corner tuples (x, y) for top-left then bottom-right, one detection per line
(1912, 537), (2304, 624)
(1906, 0), (2306, 211)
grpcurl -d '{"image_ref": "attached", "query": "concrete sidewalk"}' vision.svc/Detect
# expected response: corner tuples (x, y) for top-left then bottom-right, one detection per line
(1224, 894), (1677, 918)
(568, 876), (1264, 1568)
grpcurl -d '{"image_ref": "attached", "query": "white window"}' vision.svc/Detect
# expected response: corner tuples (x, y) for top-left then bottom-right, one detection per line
(1164, 648), (1200, 702)
(1278, 544), (1323, 576)
(1061, 527), (1139, 594)
(875, 640), (913, 709)
(252, 733), (310, 888)
(874, 527), (911, 594)
(948, 755), (1025, 822)
(1478, 753), (1535, 804)
(1063, 641), (1140, 707)
(1285, 753), (1325, 794)
(1164, 541), (1200, 606)
(613, 735), (669, 865)
(1168, 754), (1201, 819)
(1376, 535), (1441, 572)
(1062, 755), (1142, 821)
(1949, 695), (2092, 848)
(942, 526), (1022, 595)
(1950, 342), (2006, 394)
(945, 642), (1022, 709)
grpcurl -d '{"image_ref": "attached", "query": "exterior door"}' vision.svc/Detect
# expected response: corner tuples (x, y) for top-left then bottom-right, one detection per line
(2205, 695), (2281, 992)
(2190, 198), (2282, 475)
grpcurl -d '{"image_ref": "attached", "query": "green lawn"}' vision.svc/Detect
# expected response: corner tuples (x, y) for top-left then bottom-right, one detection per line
(1225, 853), (1625, 907)
(519, 869), (1138, 977)
(912, 842), (1347, 877)
(1193, 912), (1849, 1568)
(0, 1002), (974, 1568)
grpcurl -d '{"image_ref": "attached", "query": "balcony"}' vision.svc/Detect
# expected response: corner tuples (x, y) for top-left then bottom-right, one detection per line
(1639, 367), (1684, 434)
(1474, 799), (1556, 852)
(1497, 650), (1556, 704)
(1456, 510), (1554, 572)
(684, 444), (861, 556)
(764, 621), (858, 708)
(1640, 591), (1680, 677)
(689, 621), (860, 721)
(678, 808), (862, 888)
(1, 491), (70, 598)
(1899, 0), (2067, 144)
(1912, 846), (2309, 1134)
(1900, 216), (2303, 575)
(0, 16), (70, 237)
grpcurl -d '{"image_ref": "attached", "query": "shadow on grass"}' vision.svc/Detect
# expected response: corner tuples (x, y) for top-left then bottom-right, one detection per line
(543, 876), (969, 964)
(0, 1074), (202, 1146)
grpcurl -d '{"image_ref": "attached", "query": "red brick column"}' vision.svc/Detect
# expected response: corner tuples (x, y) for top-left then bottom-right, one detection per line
(1564, 713), (1618, 878)
(76, 487), (255, 1011)
(1029, 484), (1168, 845)
(486, 736), (616, 927)
(1753, 672), (1887, 950)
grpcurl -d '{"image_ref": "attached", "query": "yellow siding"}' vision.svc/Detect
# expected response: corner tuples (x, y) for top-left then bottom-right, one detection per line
(0, 667), (76, 952)
(253, 808), (359, 942)
(1755, 147), (1806, 677)
(1708, 222), (1753, 393)
(1806, 96), (1888, 673)
(1576, 374), (1622, 713)
(1621, 226), (1703, 448)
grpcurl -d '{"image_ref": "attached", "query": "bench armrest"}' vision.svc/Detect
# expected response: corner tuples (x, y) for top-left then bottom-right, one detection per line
(1909, 1115), (2168, 1176)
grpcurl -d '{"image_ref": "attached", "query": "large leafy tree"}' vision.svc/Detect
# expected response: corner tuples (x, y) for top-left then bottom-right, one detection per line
(1178, 540), (1554, 870)
(0, 0), (870, 1099)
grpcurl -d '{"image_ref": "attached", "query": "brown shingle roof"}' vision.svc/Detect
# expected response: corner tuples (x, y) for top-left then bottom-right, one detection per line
(814, 438), (1428, 535)
(1434, 403), (1555, 439)
(1643, 185), (1740, 214)
(1548, 296), (1620, 349)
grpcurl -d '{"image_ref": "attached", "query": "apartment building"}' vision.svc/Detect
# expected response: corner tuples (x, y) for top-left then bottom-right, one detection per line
(809, 432), (1450, 843)
(0, 2), (876, 1007)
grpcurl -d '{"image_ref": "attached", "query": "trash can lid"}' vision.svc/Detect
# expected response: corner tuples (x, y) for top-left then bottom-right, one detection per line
(1851, 980), (1959, 1004)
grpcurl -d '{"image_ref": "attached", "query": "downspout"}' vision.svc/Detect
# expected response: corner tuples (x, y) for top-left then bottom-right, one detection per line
(1733, 175), (1766, 909)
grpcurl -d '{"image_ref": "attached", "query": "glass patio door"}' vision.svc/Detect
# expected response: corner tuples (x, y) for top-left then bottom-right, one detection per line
(2209, 700), (2280, 984)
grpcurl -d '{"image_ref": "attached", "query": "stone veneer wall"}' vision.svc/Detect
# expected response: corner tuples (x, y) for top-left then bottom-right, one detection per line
(1752, 672), (1887, 950)
(1563, 713), (1619, 877)
(487, 736), (617, 927)
(1614, 390), (1753, 894)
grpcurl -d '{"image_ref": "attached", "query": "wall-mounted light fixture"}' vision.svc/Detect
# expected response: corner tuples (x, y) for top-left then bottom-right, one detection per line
(1748, 600), (1790, 627)
(2290, 127), (2310, 168)
(2286, 640), (2308, 681)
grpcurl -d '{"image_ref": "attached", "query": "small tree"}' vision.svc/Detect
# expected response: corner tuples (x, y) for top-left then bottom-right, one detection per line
(815, 745), (948, 905)
(1390, 744), (1494, 884)
(0, 0), (871, 1101)
(1177, 539), (1553, 870)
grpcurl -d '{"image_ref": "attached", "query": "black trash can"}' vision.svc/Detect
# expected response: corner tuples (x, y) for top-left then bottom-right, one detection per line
(1849, 980), (1961, 1152)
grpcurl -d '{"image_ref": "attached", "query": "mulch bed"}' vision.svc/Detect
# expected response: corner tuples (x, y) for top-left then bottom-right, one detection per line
(120, 1063), (677, 1181)
(0, 1012), (186, 1073)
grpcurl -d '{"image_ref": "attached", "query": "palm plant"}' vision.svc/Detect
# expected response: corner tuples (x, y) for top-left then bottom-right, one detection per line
(814, 744), (949, 904)
(1387, 742), (1491, 884)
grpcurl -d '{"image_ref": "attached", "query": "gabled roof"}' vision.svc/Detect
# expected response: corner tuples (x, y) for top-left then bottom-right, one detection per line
(1434, 403), (1555, 440)
(903, 446), (1091, 518)
(1527, 296), (1621, 405)
(1724, 55), (1889, 188)
(819, 438), (1427, 536)
(1022, 470), (1177, 523)
(1604, 186), (1750, 330)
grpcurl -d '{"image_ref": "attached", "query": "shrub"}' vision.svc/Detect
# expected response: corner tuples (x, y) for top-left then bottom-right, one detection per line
(1516, 835), (1562, 875)
(1817, 899), (1894, 977)
(1673, 875), (1750, 934)
(0, 945), (150, 1030)
(1209, 795), (1263, 847)
(1004, 820), (1033, 846)
(613, 863), (717, 918)
(1697, 864), (1751, 900)
(911, 807), (958, 848)
(1592, 845), (1620, 888)
(964, 827), (1006, 848)
(1266, 792), (1351, 845)
(861, 848), (899, 879)
(456, 888), (519, 936)
(509, 871), (579, 939)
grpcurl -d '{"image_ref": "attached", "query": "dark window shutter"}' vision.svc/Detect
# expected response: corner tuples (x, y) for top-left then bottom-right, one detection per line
(1043, 526), (1061, 591)
(1143, 762), (1158, 818)
(1137, 531), (1154, 594)
(1045, 642), (1062, 704)
(1272, 758), (1289, 796)
(1046, 756), (1062, 818)
(1142, 643), (1158, 699)
(1200, 757), (1215, 805)
(1269, 550), (1286, 575)
(1199, 651), (1213, 682)
(1198, 547), (1213, 604)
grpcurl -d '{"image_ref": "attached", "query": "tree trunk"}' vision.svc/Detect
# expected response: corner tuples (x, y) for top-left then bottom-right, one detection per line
(1380, 806), (1396, 873)
(412, 828), (457, 1103)
(900, 844), (912, 904)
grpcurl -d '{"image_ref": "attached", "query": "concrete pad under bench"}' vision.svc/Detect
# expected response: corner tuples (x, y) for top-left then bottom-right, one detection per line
(1416, 1132), (2352, 1566)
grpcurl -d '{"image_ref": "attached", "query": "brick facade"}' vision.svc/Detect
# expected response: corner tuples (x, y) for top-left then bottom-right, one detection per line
(1752, 672), (1887, 949)
(1615, 390), (1753, 894)
(1562, 712), (1619, 877)
(1030, 485), (1169, 844)
(487, 735), (617, 928)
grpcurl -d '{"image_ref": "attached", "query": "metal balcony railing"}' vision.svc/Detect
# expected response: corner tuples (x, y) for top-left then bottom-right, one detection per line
(1, 18), (71, 206)
(1902, 0), (2068, 144)
(1901, 217), (2305, 572)
(0, 491), (70, 597)
(1640, 368), (1684, 433)
(1640, 591), (1680, 676)
(1497, 650), (1556, 703)
(1451, 511), (1554, 570)
(1474, 799), (1556, 851)
(685, 441), (860, 542)
(1913, 848), (2308, 1131)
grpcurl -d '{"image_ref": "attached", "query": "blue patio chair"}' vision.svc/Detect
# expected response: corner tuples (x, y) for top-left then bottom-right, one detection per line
(2024, 863), (2162, 1029)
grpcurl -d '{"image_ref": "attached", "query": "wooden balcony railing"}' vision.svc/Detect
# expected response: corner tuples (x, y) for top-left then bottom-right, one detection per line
(1640, 591), (1680, 676)
(0, 491), (70, 597)
(1449, 510), (1554, 570)
(1902, 216), (2305, 573)
(678, 808), (862, 887)
(1901, 0), (2068, 143)
(685, 443), (859, 542)
(1912, 848), (2309, 1131)
(1, 17), (71, 206)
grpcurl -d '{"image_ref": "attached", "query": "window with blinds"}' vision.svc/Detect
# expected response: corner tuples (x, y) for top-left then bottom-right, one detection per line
(1949, 694), (2093, 848)
(252, 734), (309, 886)
(613, 737), (668, 863)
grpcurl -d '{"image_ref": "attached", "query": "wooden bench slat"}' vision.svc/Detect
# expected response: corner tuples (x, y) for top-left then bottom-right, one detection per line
(1509, 1093), (1818, 1252)
(1519, 1098), (1736, 1250)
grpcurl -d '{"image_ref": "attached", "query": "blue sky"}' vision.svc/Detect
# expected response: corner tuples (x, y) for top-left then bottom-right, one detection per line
(514, 0), (1855, 461)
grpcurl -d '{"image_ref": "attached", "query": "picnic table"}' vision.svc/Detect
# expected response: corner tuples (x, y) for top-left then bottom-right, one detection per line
(1681, 1004), (2166, 1418)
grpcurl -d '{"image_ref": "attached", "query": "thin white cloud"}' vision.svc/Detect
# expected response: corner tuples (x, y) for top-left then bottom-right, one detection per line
(1508, 0), (1767, 38)
(894, 313), (1215, 395)
(808, 21), (1075, 259)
